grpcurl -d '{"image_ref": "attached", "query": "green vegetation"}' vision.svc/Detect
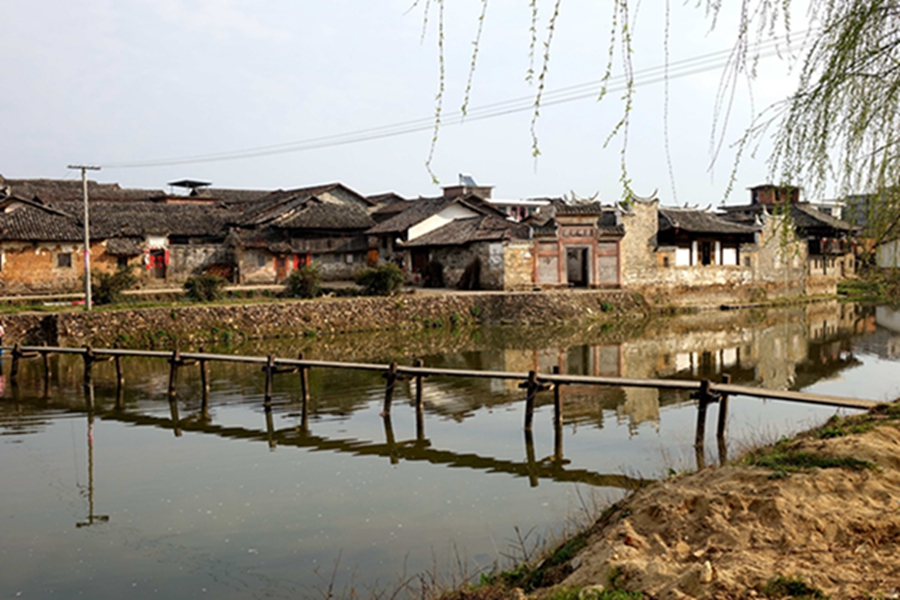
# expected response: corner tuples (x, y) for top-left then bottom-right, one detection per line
(839, 271), (900, 307)
(282, 264), (321, 299)
(184, 274), (228, 302)
(91, 266), (137, 306)
(354, 263), (404, 296)
(761, 574), (828, 599)
(816, 415), (873, 439)
(744, 433), (876, 479)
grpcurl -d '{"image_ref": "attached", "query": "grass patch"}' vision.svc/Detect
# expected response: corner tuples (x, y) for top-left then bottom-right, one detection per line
(761, 574), (828, 599)
(748, 444), (875, 478)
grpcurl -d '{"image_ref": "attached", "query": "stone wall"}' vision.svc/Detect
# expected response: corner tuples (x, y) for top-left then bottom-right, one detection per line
(503, 242), (535, 290)
(0, 290), (643, 348)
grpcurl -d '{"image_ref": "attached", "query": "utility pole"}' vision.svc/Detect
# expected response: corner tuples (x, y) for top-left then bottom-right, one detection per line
(67, 165), (100, 311)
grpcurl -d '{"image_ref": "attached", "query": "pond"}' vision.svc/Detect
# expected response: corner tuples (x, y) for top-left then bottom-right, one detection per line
(1, 301), (899, 599)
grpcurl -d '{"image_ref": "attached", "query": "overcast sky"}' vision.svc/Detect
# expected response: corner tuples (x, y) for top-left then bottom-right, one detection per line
(0, 1), (811, 204)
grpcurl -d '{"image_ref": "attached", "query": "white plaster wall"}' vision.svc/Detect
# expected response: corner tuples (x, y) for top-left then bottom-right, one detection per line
(408, 205), (480, 241)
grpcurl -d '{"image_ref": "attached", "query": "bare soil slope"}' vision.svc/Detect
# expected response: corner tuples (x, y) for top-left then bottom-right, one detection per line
(555, 407), (900, 599)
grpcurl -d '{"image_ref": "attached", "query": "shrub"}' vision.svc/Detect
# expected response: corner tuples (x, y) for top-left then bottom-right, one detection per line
(282, 264), (321, 298)
(184, 274), (227, 302)
(92, 265), (137, 305)
(354, 263), (404, 296)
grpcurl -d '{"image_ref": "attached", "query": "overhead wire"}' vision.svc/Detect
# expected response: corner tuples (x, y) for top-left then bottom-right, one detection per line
(102, 30), (808, 169)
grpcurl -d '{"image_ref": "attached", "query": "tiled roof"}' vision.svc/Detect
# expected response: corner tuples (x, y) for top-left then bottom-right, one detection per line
(2, 178), (163, 202)
(228, 227), (367, 254)
(48, 200), (234, 238)
(402, 215), (529, 247)
(659, 207), (760, 234)
(0, 196), (83, 241)
(555, 202), (608, 215)
(196, 188), (273, 203)
(790, 203), (857, 232)
(105, 237), (144, 256)
(276, 200), (375, 230)
(367, 194), (504, 235)
(367, 192), (407, 205)
(366, 196), (456, 235)
(719, 203), (858, 234)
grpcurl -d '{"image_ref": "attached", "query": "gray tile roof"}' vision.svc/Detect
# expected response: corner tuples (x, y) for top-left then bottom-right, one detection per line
(659, 207), (760, 235)
(402, 215), (529, 247)
(2, 177), (163, 202)
(367, 195), (505, 235)
(105, 237), (144, 256)
(48, 200), (234, 238)
(276, 200), (375, 230)
(555, 202), (609, 215)
(0, 196), (83, 241)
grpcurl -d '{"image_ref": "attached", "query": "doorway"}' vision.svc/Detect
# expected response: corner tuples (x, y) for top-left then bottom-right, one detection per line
(149, 249), (166, 279)
(566, 247), (589, 287)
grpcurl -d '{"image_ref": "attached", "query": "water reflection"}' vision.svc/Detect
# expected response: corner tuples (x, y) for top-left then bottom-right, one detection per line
(0, 301), (895, 599)
(0, 302), (883, 438)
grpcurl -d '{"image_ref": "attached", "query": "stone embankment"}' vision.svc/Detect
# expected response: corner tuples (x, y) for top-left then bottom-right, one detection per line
(0, 290), (645, 348)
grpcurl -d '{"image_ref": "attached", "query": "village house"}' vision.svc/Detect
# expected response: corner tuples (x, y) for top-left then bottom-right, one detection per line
(531, 201), (624, 288)
(0, 173), (861, 303)
(720, 183), (858, 295)
(225, 183), (380, 283)
(365, 181), (531, 289)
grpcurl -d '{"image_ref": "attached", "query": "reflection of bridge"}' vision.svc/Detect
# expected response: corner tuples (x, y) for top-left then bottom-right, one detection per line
(4, 343), (878, 478)
(9, 389), (651, 491)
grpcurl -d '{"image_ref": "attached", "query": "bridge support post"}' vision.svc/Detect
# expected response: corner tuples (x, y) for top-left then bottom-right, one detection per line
(167, 350), (181, 401)
(199, 346), (210, 415)
(693, 379), (714, 469)
(717, 373), (731, 464)
(381, 362), (399, 416)
(520, 370), (548, 431)
(10, 343), (22, 384)
(82, 346), (95, 388)
(414, 358), (425, 442)
(114, 354), (124, 391)
(263, 355), (275, 407)
(298, 351), (310, 420)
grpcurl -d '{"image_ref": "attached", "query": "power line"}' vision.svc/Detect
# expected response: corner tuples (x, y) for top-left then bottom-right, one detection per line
(103, 32), (808, 169)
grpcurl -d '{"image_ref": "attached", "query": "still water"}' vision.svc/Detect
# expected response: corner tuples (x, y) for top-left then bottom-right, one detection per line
(2, 301), (900, 598)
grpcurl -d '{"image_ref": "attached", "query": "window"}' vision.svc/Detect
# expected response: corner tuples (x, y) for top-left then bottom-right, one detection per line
(117, 256), (129, 267)
(257, 253), (266, 267)
(57, 252), (72, 268)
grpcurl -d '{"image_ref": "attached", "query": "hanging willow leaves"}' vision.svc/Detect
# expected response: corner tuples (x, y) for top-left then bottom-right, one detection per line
(413, 0), (900, 238)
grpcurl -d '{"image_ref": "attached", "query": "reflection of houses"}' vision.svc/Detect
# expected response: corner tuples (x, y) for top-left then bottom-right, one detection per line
(856, 306), (900, 360)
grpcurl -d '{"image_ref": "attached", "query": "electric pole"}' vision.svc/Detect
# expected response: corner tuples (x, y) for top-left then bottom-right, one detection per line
(67, 165), (100, 311)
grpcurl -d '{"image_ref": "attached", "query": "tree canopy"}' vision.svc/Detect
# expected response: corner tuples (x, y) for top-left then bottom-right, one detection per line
(413, 0), (900, 242)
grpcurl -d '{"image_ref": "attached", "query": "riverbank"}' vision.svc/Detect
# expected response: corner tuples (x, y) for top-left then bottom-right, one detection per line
(0, 290), (645, 347)
(454, 403), (900, 600)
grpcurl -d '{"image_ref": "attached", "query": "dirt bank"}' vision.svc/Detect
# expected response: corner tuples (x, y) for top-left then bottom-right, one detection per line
(457, 404), (900, 600)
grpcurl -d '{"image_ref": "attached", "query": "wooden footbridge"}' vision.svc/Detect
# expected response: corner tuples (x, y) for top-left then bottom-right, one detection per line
(2, 343), (880, 474)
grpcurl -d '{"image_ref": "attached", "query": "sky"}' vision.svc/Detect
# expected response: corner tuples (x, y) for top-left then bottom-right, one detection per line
(0, 1), (812, 204)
